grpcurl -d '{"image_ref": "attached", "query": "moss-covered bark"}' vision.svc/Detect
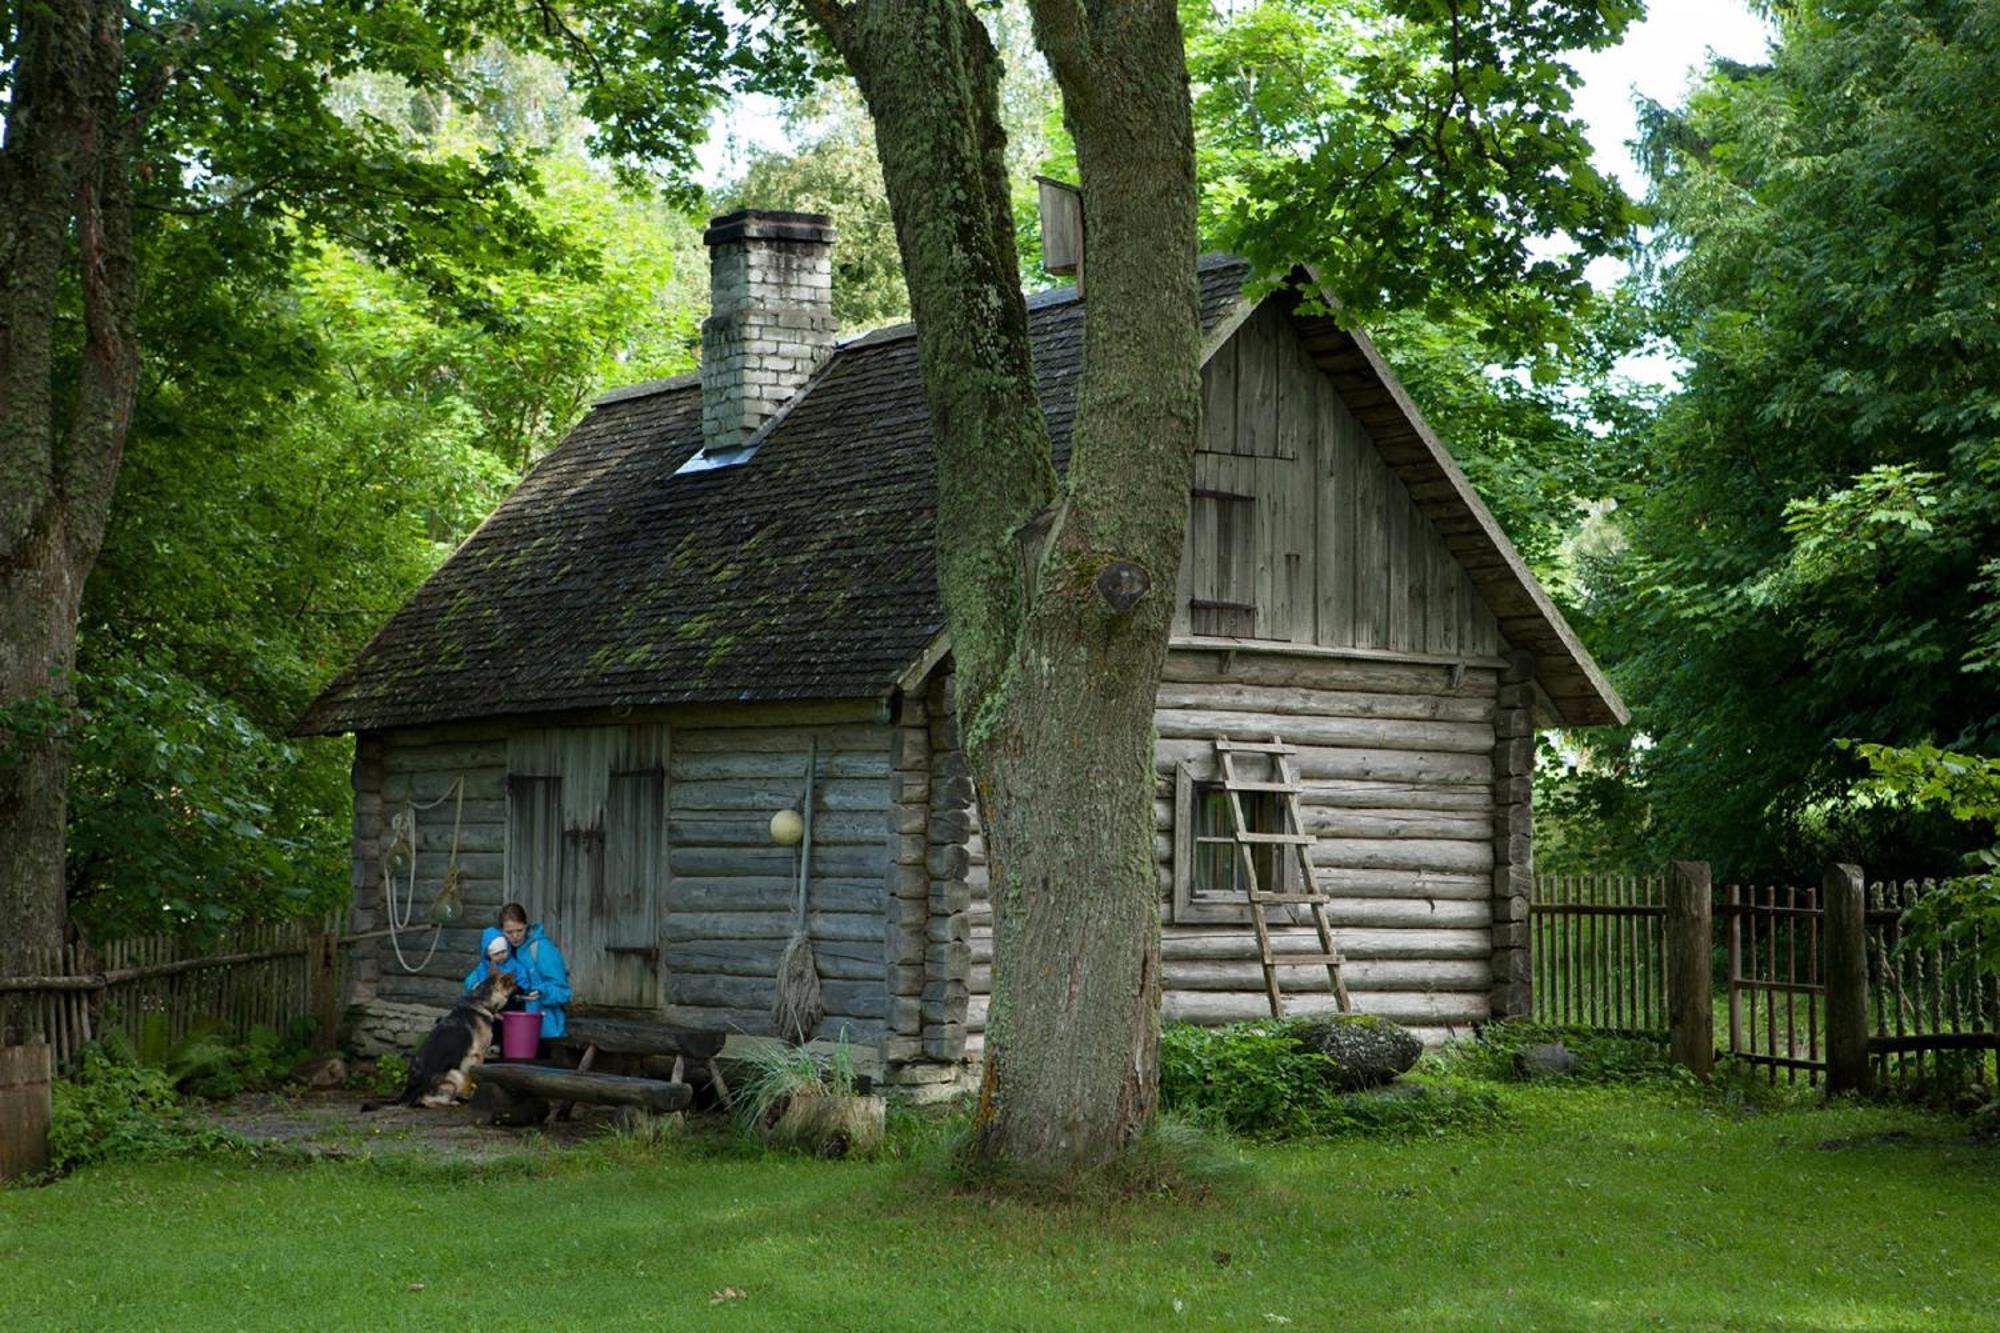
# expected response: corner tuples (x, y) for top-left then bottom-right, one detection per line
(806, 0), (1199, 1177)
(0, 0), (138, 1035)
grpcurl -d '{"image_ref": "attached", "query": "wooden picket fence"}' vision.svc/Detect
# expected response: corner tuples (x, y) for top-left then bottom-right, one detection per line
(1529, 873), (1668, 1036)
(1532, 865), (1999, 1092)
(0, 916), (352, 1071)
(1866, 879), (2000, 1083)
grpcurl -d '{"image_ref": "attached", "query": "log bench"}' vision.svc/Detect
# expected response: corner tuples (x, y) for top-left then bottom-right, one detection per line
(475, 1062), (691, 1115)
(553, 1017), (732, 1114)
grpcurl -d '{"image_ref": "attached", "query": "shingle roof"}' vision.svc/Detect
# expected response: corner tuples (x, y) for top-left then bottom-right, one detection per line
(296, 258), (1252, 736)
(297, 255), (1623, 736)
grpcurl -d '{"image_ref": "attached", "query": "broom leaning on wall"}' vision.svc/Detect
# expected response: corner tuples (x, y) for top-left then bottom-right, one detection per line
(772, 738), (823, 1044)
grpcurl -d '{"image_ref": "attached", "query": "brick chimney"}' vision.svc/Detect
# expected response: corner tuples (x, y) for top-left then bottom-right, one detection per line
(699, 209), (837, 451)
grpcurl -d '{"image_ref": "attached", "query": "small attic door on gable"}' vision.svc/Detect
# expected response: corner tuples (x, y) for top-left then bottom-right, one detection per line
(1175, 299), (1506, 658)
(506, 724), (667, 1011)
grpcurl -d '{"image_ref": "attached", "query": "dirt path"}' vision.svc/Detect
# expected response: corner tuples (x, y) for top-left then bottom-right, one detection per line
(204, 1090), (627, 1161)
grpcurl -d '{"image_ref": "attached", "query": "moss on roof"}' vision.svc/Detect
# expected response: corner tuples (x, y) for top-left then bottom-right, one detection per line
(296, 259), (1253, 735)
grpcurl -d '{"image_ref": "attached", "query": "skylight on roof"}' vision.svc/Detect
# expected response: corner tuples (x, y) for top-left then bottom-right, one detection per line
(674, 442), (760, 475)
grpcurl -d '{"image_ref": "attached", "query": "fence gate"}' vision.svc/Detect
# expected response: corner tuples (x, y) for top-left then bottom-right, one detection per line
(1724, 883), (1826, 1085)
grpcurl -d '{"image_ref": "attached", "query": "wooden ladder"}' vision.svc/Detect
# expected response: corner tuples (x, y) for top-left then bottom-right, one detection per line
(1215, 736), (1353, 1019)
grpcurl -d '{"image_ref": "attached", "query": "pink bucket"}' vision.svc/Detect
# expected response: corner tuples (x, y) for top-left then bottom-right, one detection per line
(500, 1011), (541, 1061)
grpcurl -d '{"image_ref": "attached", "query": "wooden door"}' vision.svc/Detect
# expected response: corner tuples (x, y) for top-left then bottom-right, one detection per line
(507, 725), (667, 1013)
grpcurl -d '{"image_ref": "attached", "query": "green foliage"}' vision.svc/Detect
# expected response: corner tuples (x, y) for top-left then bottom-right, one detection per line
(164, 1021), (319, 1099)
(1371, 305), (1655, 581)
(1431, 1022), (1689, 1086)
(1158, 1021), (1501, 1140)
(70, 46), (705, 940)
(48, 1046), (242, 1175)
(1533, 737), (1658, 874)
(0, 687), (76, 773)
(64, 661), (344, 939)
(1184, 0), (1644, 357)
(1574, 0), (2000, 876)
(730, 1035), (861, 1134)
(367, 1053), (412, 1099)
(1850, 742), (2000, 980)
(1159, 1021), (1339, 1136)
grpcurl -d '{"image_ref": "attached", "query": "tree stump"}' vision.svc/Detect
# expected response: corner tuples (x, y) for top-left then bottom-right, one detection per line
(766, 1092), (885, 1158)
(0, 1043), (52, 1182)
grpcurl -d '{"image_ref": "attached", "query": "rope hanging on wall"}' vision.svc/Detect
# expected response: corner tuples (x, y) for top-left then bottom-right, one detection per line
(382, 776), (468, 974)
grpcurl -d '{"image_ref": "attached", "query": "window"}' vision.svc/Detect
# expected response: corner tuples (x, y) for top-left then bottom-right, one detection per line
(1173, 764), (1298, 923)
(1187, 489), (1258, 637)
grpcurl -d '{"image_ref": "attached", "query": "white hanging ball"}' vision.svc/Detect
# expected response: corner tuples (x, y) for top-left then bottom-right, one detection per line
(770, 808), (805, 846)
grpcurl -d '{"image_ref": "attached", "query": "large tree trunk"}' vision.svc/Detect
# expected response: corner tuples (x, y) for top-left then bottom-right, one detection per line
(806, 0), (1199, 1177)
(0, 0), (138, 1036)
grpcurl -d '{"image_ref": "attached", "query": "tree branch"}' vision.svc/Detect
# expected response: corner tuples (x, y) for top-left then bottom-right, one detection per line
(797, 0), (855, 59)
(530, 0), (606, 85)
(1025, 0), (1093, 97)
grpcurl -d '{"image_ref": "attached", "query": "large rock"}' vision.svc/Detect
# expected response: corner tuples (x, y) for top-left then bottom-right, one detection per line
(1514, 1042), (1579, 1078)
(1286, 1014), (1423, 1090)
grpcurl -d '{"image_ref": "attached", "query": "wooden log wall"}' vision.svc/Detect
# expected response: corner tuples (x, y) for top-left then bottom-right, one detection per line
(653, 711), (894, 1043)
(964, 786), (993, 1063)
(1490, 650), (1535, 1018)
(878, 674), (974, 1090)
(356, 723), (511, 1010)
(358, 706), (897, 1047)
(882, 692), (932, 1069)
(961, 646), (1506, 1051)
(1175, 302), (1505, 660)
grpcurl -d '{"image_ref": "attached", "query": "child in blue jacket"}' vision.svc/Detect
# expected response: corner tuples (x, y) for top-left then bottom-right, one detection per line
(464, 930), (533, 995)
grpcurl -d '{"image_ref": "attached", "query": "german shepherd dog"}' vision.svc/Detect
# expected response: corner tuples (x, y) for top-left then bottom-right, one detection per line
(364, 971), (519, 1110)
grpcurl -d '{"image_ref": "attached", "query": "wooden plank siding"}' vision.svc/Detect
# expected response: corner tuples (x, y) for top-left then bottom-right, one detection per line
(1175, 301), (1503, 660)
(658, 717), (895, 1041)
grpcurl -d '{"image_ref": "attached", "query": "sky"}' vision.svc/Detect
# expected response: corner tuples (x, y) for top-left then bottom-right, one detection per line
(1568, 2), (1775, 195)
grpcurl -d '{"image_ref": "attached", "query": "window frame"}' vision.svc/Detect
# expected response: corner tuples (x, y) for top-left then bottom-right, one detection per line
(1171, 762), (1299, 924)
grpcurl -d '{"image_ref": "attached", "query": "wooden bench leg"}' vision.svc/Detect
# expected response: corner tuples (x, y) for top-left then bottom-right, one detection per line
(707, 1058), (731, 1110)
(554, 1043), (597, 1124)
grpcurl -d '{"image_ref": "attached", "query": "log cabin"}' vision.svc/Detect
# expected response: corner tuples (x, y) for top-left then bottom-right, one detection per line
(297, 206), (1625, 1093)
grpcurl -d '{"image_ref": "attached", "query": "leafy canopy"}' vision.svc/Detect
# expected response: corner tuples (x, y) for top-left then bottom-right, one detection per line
(1185, 0), (1645, 359)
(1574, 0), (2000, 875)
(67, 36), (707, 938)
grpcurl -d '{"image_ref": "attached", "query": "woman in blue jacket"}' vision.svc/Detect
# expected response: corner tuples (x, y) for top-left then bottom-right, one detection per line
(464, 903), (571, 1049)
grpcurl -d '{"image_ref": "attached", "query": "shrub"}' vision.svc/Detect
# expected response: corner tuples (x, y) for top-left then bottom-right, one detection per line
(1432, 1022), (1689, 1085)
(366, 1052), (410, 1098)
(166, 1020), (317, 1099)
(1160, 1021), (1341, 1136)
(1159, 1020), (1500, 1140)
(49, 1045), (241, 1174)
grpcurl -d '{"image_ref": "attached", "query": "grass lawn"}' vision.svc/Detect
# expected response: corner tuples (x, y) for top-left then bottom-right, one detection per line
(2, 1084), (1995, 1331)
